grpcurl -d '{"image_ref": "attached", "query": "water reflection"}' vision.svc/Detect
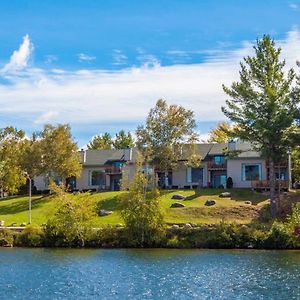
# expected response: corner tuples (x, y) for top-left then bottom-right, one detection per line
(0, 248), (300, 299)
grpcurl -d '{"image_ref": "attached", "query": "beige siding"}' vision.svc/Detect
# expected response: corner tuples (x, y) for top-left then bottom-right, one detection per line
(172, 167), (187, 188)
(172, 163), (207, 188)
(76, 167), (110, 190)
(34, 175), (47, 191)
(227, 158), (267, 188)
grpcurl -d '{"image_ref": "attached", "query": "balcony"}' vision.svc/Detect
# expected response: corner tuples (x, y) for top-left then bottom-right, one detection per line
(266, 161), (288, 169)
(207, 161), (227, 170)
(251, 180), (289, 190)
(104, 166), (123, 174)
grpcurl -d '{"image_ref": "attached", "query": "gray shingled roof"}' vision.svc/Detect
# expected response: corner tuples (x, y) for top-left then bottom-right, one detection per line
(80, 141), (262, 166)
(81, 149), (125, 166)
(208, 143), (228, 155)
(234, 142), (261, 158)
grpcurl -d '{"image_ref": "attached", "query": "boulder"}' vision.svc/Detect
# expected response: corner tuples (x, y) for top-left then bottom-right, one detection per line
(20, 223), (27, 227)
(98, 209), (113, 217)
(170, 202), (185, 208)
(0, 220), (4, 226)
(184, 223), (192, 229)
(244, 201), (252, 205)
(171, 224), (180, 230)
(171, 194), (185, 200)
(10, 222), (17, 227)
(205, 199), (216, 206)
(219, 192), (231, 198)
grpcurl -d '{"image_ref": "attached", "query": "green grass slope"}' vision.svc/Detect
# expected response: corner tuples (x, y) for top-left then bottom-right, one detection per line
(0, 189), (270, 226)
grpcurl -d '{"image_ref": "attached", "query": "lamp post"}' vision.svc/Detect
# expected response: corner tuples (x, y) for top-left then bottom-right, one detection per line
(287, 150), (292, 190)
(24, 172), (32, 224)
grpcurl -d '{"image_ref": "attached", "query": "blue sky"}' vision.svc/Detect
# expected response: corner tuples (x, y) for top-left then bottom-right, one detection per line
(0, 0), (300, 146)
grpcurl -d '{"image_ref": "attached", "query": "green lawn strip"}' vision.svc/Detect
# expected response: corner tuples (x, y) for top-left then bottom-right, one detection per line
(0, 189), (271, 226)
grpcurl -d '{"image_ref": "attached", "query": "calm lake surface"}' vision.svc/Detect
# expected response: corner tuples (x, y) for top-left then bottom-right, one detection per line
(0, 248), (300, 299)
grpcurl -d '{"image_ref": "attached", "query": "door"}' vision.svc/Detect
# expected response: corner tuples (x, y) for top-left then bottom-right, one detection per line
(110, 175), (122, 191)
(211, 171), (227, 188)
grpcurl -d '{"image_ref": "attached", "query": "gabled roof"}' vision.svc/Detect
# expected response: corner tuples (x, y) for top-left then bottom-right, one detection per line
(80, 149), (126, 166)
(181, 143), (212, 160)
(234, 142), (261, 158)
(208, 143), (227, 155)
(79, 141), (262, 167)
(182, 141), (261, 159)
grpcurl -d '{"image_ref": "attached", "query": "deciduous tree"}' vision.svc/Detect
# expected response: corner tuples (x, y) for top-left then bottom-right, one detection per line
(0, 127), (26, 196)
(136, 99), (200, 182)
(119, 159), (164, 247)
(208, 122), (235, 143)
(40, 124), (81, 183)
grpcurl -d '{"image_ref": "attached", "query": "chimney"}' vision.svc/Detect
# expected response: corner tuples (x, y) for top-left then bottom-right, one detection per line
(123, 147), (132, 161)
(228, 140), (236, 151)
(80, 149), (86, 163)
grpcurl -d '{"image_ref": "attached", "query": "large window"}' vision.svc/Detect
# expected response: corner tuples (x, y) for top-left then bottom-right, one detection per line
(90, 171), (106, 186)
(213, 155), (225, 165)
(242, 164), (262, 181)
(187, 167), (203, 183)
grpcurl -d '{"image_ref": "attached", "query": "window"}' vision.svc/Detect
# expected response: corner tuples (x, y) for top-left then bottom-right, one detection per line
(187, 167), (203, 183)
(112, 161), (124, 168)
(213, 156), (225, 165)
(90, 171), (105, 186)
(276, 171), (287, 180)
(242, 164), (261, 181)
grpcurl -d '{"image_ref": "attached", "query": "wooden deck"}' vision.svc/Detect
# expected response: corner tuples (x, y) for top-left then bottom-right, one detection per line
(251, 180), (289, 191)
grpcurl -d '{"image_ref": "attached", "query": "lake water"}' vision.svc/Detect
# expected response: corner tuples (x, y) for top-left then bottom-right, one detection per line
(0, 248), (300, 299)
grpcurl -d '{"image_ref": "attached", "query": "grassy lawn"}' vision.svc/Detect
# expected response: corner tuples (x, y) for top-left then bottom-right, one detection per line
(0, 188), (271, 226)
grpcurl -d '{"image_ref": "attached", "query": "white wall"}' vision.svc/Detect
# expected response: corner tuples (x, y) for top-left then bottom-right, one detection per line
(227, 158), (267, 188)
(76, 167), (110, 190)
(172, 163), (207, 188)
(34, 175), (47, 191)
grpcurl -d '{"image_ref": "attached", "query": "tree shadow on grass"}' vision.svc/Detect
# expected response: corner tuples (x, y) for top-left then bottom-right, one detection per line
(97, 196), (120, 211)
(0, 196), (49, 215)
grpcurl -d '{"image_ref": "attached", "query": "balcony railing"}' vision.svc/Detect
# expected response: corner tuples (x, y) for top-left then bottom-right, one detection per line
(104, 166), (123, 174)
(207, 161), (227, 170)
(265, 161), (288, 168)
(251, 180), (289, 189)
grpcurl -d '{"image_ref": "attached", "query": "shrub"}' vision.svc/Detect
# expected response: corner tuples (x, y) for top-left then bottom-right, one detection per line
(15, 225), (44, 247)
(44, 184), (95, 247)
(119, 165), (165, 247)
(86, 226), (126, 248)
(0, 229), (14, 247)
(264, 222), (295, 249)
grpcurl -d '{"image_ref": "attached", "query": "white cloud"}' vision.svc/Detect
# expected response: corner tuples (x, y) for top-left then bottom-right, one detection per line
(34, 111), (59, 124)
(44, 54), (58, 64)
(78, 53), (96, 62)
(289, 2), (299, 10)
(112, 49), (128, 65)
(0, 29), (300, 140)
(2, 34), (33, 73)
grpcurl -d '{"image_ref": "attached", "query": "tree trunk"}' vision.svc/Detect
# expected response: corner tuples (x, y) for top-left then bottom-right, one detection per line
(269, 158), (277, 217)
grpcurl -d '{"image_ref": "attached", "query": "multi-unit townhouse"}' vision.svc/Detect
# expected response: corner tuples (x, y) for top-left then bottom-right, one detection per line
(34, 141), (290, 192)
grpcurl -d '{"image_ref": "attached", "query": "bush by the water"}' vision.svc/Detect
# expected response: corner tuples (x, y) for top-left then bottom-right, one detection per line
(43, 183), (95, 247)
(118, 165), (165, 247)
(0, 229), (14, 247)
(15, 225), (44, 247)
